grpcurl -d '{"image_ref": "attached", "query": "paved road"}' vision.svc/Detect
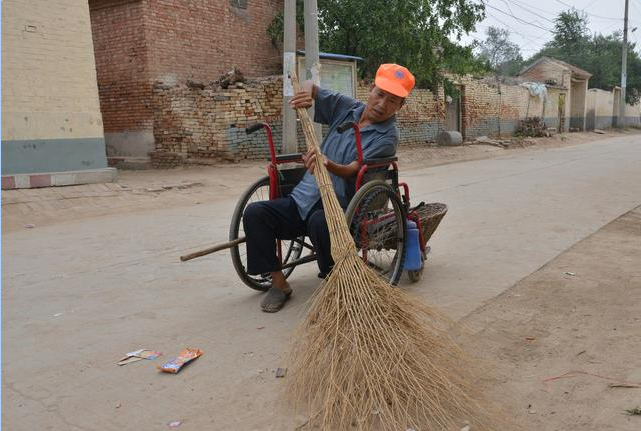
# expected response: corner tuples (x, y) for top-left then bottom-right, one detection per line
(2, 135), (640, 430)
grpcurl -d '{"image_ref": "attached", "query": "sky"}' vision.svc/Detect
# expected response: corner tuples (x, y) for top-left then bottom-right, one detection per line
(461, 0), (641, 58)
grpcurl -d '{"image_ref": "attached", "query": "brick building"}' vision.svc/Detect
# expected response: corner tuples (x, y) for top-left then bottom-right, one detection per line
(1, 0), (114, 189)
(88, 0), (284, 167)
(519, 57), (591, 132)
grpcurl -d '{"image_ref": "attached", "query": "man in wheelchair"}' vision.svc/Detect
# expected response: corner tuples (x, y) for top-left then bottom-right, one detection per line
(243, 63), (415, 312)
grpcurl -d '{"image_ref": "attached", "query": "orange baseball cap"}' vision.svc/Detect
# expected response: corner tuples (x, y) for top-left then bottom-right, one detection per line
(374, 64), (415, 98)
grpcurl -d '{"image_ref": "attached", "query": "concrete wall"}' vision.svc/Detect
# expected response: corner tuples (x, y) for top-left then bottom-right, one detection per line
(586, 89), (640, 129)
(570, 80), (588, 131)
(1, 0), (108, 175)
(624, 102), (641, 126)
(586, 89), (614, 130)
(88, 0), (284, 162)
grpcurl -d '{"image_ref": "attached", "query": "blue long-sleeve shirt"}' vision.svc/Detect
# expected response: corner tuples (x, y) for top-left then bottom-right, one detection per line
(289, 87), (399, 219)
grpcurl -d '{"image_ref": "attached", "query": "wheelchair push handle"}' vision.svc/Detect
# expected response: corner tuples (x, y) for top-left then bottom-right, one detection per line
(246, 122), (277, 164)
(337, 121), (363, 164)
(337, 121), (354, 133)
(245, 123), (266, 134)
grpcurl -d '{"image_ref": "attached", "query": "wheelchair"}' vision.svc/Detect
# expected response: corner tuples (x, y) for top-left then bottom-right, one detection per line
(229, 121), (430, 292)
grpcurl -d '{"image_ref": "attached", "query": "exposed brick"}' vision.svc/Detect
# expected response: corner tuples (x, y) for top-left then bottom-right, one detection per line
(29, 174), (52, 188)
(89, 0), (284, 138)
(2, 177), (17, 190)
(147, 74), (556, 165)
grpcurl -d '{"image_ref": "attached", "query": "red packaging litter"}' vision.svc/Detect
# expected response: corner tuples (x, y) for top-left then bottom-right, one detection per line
(158, 348), (203, 374)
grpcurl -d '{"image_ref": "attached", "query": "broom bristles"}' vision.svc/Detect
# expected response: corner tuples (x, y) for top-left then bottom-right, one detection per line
(287, 73), (502, 430)
(286, 255), (499, 430)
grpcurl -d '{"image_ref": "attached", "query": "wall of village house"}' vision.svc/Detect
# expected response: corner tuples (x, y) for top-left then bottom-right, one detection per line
(586, 89), (614, 130)
(89, 0), (154, 159)
(458, 77), (543, 138)
(89, 0), (284, 162)
(520, 60), (571, 89)
(356, 83), (446, 145)
(150, 75), (548, 166)
(543, 88), (563, 130)
(2, 0), (108, 175)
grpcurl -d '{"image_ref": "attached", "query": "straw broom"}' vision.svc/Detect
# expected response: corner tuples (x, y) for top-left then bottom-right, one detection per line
(286, 74), (499, 431)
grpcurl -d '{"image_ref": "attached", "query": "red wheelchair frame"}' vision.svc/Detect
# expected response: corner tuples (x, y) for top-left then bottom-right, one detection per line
(244, 121), (428, 275)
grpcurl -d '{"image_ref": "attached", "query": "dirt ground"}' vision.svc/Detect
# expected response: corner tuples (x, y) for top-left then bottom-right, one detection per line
(464, 207), (641, 430)
(2, 129), (635, 233)
(2, 130), (640, 430)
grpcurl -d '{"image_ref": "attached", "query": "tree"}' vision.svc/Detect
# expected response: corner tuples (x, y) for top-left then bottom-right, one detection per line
(536, 9), (590, 69)
(477, 26), (523, 77)
(551, 8), (589, 47)
(269, 0), (487, 89)
(528, 9), (641, 104)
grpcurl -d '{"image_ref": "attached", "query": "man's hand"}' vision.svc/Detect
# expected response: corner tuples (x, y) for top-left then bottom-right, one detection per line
(289, 80), (316, 110)
(302, 149), (360, 179)
(301, 149), (327, 175)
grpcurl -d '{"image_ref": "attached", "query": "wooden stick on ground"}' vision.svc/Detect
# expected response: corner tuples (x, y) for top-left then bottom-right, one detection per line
(179, 237), (246, 262)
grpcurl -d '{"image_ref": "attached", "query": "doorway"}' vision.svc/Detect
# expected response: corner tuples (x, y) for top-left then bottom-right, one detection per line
(445, 91), (461, 132)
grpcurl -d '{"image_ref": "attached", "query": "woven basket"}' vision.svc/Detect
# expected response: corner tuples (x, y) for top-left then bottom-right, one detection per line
(362, 202), (448, 250)
(411, 202), (448, 243)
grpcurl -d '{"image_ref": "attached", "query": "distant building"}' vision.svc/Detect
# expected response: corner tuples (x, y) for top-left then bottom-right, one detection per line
(519, 57), (592, 132)
(1, 0), (114, 189)
(88, 0), (284, 168)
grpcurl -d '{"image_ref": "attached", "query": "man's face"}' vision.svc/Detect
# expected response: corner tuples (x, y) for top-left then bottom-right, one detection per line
(364, 85), (404, 123)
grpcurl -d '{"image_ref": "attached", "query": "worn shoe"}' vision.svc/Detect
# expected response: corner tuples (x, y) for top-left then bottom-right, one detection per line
(260, 287), (292, 313)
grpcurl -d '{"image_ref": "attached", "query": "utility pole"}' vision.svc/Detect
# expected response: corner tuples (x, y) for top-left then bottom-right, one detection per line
(619, 0), (629, 128)
(282, 0), (297, 153)
(304, 0), (322, 142)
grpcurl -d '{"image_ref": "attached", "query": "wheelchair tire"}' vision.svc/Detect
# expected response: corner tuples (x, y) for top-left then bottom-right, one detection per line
(229, 176), (304, 291)
(344, 180), (407, 286)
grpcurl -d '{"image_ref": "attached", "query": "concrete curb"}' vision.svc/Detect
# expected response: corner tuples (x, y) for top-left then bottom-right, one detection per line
(2, 168), (118, 190)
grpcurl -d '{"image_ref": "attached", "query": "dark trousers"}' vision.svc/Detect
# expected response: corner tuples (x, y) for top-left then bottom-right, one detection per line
(243, 197), (333, 275)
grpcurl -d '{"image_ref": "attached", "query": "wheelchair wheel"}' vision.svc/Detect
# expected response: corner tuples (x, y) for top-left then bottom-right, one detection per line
(229, 176), (304, 291)
(345, 180), (407, 285)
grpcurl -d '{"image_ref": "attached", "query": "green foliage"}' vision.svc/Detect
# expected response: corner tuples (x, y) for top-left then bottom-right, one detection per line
(477, 26), (524, 77)
(528, 8), (641, 104)
(551, 9), (590, 46)
(267, 0), (487, 89)
(267, 0), (305, 53)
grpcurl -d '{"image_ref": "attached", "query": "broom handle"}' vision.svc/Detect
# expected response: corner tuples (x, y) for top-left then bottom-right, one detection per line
(291, 73), (356, 259)
(179, 237), (246, 261)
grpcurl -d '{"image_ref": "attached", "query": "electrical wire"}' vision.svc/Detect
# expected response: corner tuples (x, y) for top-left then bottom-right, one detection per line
(501, 0), (557, 25)
(485, 3), (554, 33)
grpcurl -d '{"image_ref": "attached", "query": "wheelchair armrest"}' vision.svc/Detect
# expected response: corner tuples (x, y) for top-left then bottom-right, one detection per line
(362, 156), (397, 166)
(272, 153), (303, 163)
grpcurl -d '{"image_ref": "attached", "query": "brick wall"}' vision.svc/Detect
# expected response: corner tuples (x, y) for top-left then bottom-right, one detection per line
(151, 76), (308, 167)
(520, 59), (571, 88)
(357, 83), (446, 145)
(145, 0), (283, 84)
(458, 77), (544, 137)
(90, 0), (151, 134)
(149, 74), (552, 166)
(88, 0), (284, 161)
